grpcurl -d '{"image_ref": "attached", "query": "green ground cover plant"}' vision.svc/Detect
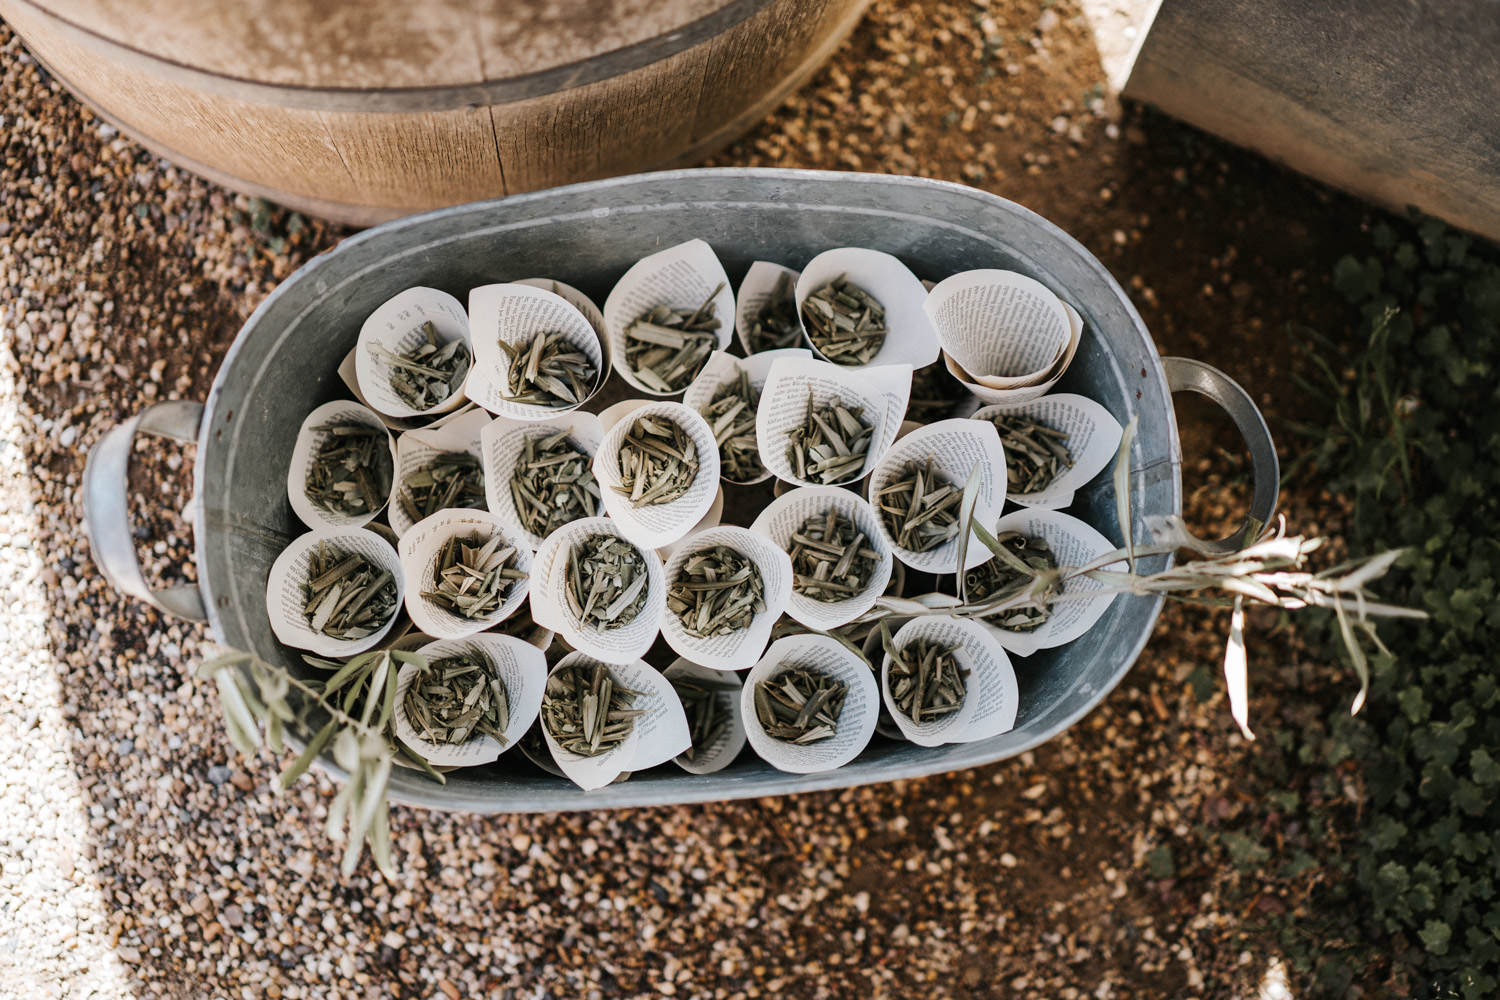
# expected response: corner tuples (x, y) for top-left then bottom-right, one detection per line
(1291, 215), (1500, 996)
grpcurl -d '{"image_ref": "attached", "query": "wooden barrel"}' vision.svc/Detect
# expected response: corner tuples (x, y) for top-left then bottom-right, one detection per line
(2, 0), (869, 224)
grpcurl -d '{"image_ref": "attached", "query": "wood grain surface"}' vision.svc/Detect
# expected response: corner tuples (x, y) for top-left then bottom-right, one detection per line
(0, 0), (870, 222)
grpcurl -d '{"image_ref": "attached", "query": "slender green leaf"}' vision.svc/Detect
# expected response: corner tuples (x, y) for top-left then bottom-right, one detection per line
(1114, 415), (1138, 573)
(280, 721), (338, 789)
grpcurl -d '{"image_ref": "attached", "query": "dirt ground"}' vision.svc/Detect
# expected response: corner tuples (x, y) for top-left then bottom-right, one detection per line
(0, 1), (1395, 997)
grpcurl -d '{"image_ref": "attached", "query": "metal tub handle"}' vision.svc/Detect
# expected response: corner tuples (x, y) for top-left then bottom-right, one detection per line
(1161, 356), (1279, 555)
(82, 400), (208, 621)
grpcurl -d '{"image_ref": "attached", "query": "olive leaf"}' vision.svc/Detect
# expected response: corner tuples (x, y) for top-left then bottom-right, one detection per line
(195, 647), (426, 880)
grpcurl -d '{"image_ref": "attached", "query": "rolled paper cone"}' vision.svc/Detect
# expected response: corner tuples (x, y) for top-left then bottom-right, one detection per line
(465, 283), (606, 421)
(397, 509), (533, 641)
(794, 248), (939, 370)
(539, 517), (667, 665)
(603, 239), (736, 398)
(749, 485), (893, 631)
(387, 407), (492, 539)
(659, 525), (794, 671)
(593, 401), (722, 550)
(865, 418), (1008, 575)
(513, 276), (609, 371)
(664, 658), (748, 775)
(391, 633), (548, 768)
(972, 392), (1123, 508)
(480, 410), (604, 553)
(924, 269), (1069, 381)
(939, 298), (1084, 406)
(734, 260), (801, 355)
(266, 527), (406, 657)
(355, 286), (474, 421)
(682, 348), (811, 486)
(740, 633), (879, 774)
(287, 399), (397, 531)
(754, 356), (912, 489)
(977, 507), (1123, 657)
(541, 652), (690, 790)
(881, 615), (1019, 748)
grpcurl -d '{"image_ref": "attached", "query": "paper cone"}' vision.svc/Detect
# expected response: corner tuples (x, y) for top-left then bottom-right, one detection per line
(740, 633), (879, 774)
(287, 400), (396, 531)
(266, 528), (405, 657)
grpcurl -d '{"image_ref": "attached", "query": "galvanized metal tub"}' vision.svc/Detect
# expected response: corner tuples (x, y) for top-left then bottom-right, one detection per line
(84, 168), (1277, 813)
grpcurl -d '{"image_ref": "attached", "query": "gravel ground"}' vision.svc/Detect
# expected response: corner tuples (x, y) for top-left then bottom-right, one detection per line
(0, 2), (1381, 998)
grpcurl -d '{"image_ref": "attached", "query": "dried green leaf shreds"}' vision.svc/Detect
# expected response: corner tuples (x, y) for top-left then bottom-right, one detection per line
(613, 414), (699, 508)
(671, 675), (737, 761)
(983, 413), (1074, 494)
(882, 629), (968, 724)
(305, 422), (393, 518)
(302, 543), (398, 639)
(875, 460), (962, 552)
(403, 651), (509, 746)
(667, 545), (766, 638)
(543, 661), (645, 756)
(398, 452), (485, 523)
(746, 272), (802, 352)
(624, 283), (725, 392)
(965, 530), (1059, 631)
(788, 391), (872, 484)
(367, 321), (471, 411)
(498, 330), (597, 408)
(566, 535), (650, 629)
(754, 667), (848, 744)
(801, 275), (888, 365)
(790, 509), (880, 603)
(511, 431), (601, 537)
(701, 370), (763, 482)
(422, 532), (525, 620)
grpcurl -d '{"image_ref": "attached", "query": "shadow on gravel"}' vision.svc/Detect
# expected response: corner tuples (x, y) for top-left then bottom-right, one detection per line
(2, 1), (1386, 996)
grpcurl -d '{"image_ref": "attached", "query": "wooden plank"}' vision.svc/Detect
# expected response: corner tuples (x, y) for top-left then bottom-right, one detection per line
(1123, 0), (1500, 241)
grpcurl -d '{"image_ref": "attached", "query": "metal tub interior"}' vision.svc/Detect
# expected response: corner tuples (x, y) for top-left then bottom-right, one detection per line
(195, 168), (1180, 812)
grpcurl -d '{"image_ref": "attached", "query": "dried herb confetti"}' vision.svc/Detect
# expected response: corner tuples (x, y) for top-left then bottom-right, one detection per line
(789, 509), (880, 603)
(613, 414), (699, 507)
(671, 675), (737, 761)
(965, 530), (1060, 631)
(498, 330), (597, 408)
(510, 431), (600, 537)
(403, 651), (509, 746)
(754, 668), (847, 744)
(566, 535), (650, 630)
(982, 413), (1074, 494)
(305, 422), (393, 519)
(422, 532), (524, 621)
(667, 544), (765, 638)
(746, 272), (801, 352)
(367, 321), (471, 411)
(700, 370), (763, 482)
(624, 284), (724, 392)
(542, 661), (645, 757)
(398, 452), (485, 524)
(879, 625), (967, 724)
(800, 275), (887, 365)
(875, 460), (962, 553)
(301, 543), (398, 640)
(787, 391), (872, 484)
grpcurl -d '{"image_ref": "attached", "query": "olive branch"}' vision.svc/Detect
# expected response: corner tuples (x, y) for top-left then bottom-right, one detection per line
(195, 647), (438, 878)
